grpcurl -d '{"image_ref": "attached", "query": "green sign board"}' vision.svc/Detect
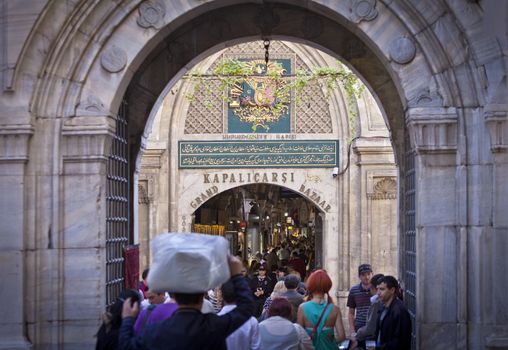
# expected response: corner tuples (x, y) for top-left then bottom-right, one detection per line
(178, 140), (339, 169)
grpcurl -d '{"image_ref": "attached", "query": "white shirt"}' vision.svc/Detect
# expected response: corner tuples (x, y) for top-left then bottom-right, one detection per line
(218, 304), (262, 350)
(201, 298), (216, 314)
(259, 316), (314, 350)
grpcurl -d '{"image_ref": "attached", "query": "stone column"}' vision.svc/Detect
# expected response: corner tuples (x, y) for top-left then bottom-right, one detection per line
(57, 115), (114, 348)
(0, 124), (33, 349)
(407, 107), (462, 349)
(137, 180), (150, 269)
(138, 148), (165, 269)
(472, 103), (508, 349)
(353, 137), (397, 277)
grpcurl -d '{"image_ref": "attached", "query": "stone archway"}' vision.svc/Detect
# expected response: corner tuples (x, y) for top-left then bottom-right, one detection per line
(186, 182), (328, 266)
(1, 1), (506, 348)
(136, 37), (400, 330)
(177, 170), (340, 287)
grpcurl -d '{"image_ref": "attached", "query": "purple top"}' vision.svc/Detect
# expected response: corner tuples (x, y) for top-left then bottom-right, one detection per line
(134, 303), (178, 335)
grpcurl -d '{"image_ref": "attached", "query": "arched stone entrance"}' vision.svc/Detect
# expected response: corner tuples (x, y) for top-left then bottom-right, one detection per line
(188, 183), (326, 267)
(179, 171), (341, 292)
(0, 1), (506, 348)
(135, 38), (399, 332)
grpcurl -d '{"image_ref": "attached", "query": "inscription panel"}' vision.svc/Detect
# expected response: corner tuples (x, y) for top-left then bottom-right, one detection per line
(178, 140), (339, 168)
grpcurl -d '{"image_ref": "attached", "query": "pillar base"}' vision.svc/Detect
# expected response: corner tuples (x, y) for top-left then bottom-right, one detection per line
(0, 339), (32, 350)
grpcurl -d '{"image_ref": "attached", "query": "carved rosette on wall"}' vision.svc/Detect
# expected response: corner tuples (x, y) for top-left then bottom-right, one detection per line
(100, 45), (127, 73)
(137, 0), (166, 29)
(389, 36), (416, 64)
(368, 177), (397, 200)
(350, 0), (378, 23)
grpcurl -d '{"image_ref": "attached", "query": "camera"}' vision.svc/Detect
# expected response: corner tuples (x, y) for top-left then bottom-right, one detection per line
(332, 167), (339, 177)
(129, 293), (140, 307)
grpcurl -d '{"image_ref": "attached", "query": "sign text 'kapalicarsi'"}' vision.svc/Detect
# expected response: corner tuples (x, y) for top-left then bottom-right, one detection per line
(203, 172), (295, 184)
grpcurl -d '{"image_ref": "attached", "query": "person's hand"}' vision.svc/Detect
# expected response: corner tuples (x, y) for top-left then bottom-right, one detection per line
(228, 255), (244, 276)
(254, 288), (264, 297)
(122, 298), (140, 319)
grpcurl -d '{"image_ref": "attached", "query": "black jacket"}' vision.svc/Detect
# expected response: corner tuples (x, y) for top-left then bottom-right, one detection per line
(249, 275), (273, 300)
(376, 298), (412, 350)
(118, 275), (254, 350)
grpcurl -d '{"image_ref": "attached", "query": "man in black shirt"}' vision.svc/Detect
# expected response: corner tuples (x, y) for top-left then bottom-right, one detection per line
(118, 255), (254, 350)
(249, 265), (273, 318)
(375, 275), (412, 350)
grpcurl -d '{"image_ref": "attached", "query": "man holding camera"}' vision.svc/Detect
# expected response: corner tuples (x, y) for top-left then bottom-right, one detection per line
(118, 255), (254, 350)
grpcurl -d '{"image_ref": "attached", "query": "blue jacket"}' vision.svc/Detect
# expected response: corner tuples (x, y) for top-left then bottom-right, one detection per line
(118, 275), (254, 350)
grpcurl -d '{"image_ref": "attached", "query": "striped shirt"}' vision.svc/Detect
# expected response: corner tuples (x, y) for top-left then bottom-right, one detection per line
(347, 283), (372, 330)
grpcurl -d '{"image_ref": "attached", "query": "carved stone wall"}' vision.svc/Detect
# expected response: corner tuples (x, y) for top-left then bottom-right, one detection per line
(368, 177), (397, 200)
(0, 1), (506, 349)
(352, 139), (398, 284)
(0, 125), (33, 348)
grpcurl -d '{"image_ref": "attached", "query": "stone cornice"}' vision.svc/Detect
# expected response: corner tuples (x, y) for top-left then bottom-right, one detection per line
(140, 149), (165, 169)
(353, 138), (394, 154)
(61, 115), (116, 162)
(0, 124), (34, 163)
(352, 137), (395, 165)
(484, 110), (507, 153)
(406, 108), (458, 155)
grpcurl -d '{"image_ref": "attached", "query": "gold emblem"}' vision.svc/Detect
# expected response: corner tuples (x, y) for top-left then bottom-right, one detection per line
(229, 60), (290, 132)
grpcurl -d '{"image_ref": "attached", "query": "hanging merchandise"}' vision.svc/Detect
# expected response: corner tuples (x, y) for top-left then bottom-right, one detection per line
(300, 201), (309, 225)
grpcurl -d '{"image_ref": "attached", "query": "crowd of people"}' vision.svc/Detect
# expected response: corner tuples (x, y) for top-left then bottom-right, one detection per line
(96, 238), (412, 350)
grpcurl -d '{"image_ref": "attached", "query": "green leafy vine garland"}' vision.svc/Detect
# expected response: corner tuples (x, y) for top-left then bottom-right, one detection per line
(185, 59), (364, 141)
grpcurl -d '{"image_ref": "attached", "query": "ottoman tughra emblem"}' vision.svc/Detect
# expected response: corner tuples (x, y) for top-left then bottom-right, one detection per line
(228, 60), (290, 132)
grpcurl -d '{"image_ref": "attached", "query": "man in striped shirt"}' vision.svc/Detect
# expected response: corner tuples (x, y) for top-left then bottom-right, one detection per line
(347, 264), (374, 337)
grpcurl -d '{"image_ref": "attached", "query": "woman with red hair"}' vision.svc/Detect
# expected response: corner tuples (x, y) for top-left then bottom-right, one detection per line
(297, 270), (346, 350)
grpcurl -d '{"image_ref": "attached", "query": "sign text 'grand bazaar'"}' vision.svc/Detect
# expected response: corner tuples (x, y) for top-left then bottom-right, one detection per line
(179, 140), (339, 169)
